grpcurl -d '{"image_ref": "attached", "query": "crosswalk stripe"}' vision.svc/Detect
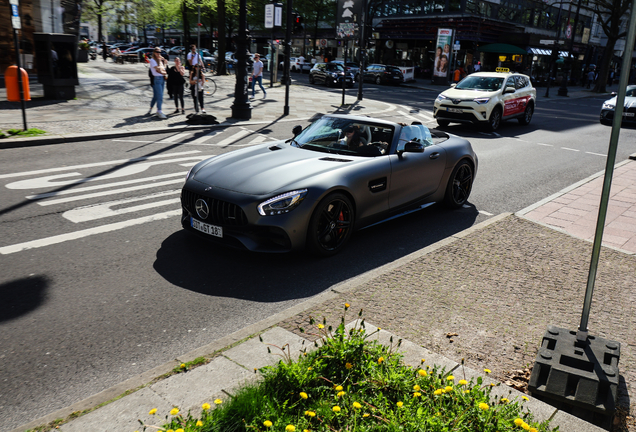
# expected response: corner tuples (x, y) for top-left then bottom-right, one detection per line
(217, 129), (252, 146)
(190, 129), (223, 144)
(249, 136), (268, 144)
(159, 132), (192, 143)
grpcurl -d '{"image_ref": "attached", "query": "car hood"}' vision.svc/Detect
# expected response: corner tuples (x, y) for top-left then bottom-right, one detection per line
(604, 95), (636, 108)
(441, 88), (500, 100)
(191, 143), (359, 195)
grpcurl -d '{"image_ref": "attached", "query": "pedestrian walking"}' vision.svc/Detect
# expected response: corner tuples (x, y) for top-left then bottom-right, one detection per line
(167, 57), (186, 114)
(586, 68), (594, 88)
(101, 42), (108, 62)
(189, 64), (206, 113)
(148, 48), (168, 119)
(187, 45), (200, 70)
(251, 54), (266, 99)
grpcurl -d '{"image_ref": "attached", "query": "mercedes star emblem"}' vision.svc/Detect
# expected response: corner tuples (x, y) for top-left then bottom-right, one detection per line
(195, 199), (209, 219)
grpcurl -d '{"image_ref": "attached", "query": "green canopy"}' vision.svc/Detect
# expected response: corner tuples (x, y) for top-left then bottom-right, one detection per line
(478, 43), (527, 55)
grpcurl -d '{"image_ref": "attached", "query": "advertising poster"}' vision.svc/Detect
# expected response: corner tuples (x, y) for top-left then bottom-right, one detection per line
(433, 28), (453, 84)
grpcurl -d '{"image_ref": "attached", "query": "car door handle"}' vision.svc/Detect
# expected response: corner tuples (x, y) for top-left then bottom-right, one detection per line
(429, 152), (440, 159)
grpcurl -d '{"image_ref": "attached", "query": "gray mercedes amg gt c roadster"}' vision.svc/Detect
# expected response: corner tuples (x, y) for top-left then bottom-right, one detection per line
(181, 114), (477, 256)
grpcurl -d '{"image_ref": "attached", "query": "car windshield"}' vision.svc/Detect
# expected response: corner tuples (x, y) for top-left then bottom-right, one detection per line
(327, 64), (345, 71)
(455, 76), (504, 91)
(292, 117), (395, 157)
(387, 66), (401, 73)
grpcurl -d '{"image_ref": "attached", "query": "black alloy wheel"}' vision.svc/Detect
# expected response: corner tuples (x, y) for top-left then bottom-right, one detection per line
(518, 102), (534, 125)
(444, 160), (473, 209)
(307, 193), (354, 256)
(436, 119), (450, 127)
(487, 106), (502, 132)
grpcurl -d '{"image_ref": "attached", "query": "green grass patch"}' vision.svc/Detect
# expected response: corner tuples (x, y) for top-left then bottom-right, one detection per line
(140, 306), (557, 432)
(1, 128), (47, 138)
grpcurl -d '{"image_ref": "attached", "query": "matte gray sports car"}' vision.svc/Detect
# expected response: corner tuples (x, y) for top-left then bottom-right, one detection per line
(181, 114), (477, 255)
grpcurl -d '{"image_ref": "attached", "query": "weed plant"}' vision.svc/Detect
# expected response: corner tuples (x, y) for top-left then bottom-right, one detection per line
(139, 304), (555, 432)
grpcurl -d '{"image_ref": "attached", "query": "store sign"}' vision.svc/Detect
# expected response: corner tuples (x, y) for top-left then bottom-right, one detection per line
(337, 0), (361, 27)
(433, 28), (453, 81)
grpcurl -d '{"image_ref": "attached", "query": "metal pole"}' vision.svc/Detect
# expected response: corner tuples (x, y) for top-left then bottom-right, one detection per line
(230, 0), (251, 119)
(545, 2), (563, 98)
(13, 28), (28, 130)
(357, 0), (366, 101)
(270, 29), (275, 87)
(197, 4), (201, 50)
(283, 0), (292, 115)
(342, 39), (346, 105)
(577, 0), (636, 341)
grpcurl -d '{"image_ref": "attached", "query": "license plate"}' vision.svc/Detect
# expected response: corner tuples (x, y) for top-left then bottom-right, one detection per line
(447, 108), (463, 113)
(623, 112), (635, 117)
(191, 217), (223, 238)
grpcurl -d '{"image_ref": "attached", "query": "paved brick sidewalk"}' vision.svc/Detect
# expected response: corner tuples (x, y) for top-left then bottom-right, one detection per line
(279, 215), (636, 430)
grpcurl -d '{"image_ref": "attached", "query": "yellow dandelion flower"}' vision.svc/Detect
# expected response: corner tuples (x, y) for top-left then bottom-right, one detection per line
(176, 429), (185, 432)
(335, 385), (343, 391)
(464, 390), (470, 393)
(522, 423), (530, 431)
(397, 401), (403, 407)
(263, 420), (273, 427)
(345, 303), (350, 309)
(413, 384), (421, 391)
(413, 392), (421, 397)
(458, 379), (468, 386)
(378, 357), (384, 364)
(304, 430), (310, 432)
(318, 324), (324, 329)
(345, 362), (353, 369)
(337, 391), (346, 397)
(333, 406), (341, 412)
(148, 408), (157, 415)
(180, 363), (186, 368)
(363, 413), (370, 418)
(305, 411), (316, 417)
(447, 375), (454, 381)
(202, 403), (211, 410)
(484, 369), (491, 374)
(418, 369), (427, 377)
(300, 392), (308, 399)
(514, 418), (524, 426)
(434, 389), (443, 395)
(214, 399), (222, 405)
(479, 403), (489, 411)
(170, 408), (179, 416)
(421, 358), (426, 363)
(529, 428), (538, 432)
(445, 386), (453, 392)
(196, 420), (203, 427)
(490, 383), (495, 387)
(307, 366), (313, 370)
(501, 398), (509, 403)
(286, 425), (296, 432)
(167, 430), (174, 432)
(522, 396), (529, 401)
(353, 402), (362, 409)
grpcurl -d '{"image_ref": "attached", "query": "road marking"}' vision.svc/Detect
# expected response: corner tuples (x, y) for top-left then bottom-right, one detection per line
(0, 151), (202, 180)
(249, 136), (268, 144)
(479, 210), (494, 216)
(63, 190), (181, 223)
(112, 139), (154, 143)
(190, 129), (223, 145)
(396, 110), (421, 123)
(536, 143), (553, 147)
(6, 156), (207, 190)
(585, 151), (606, 157)
(217, 129), (252, 146)
(561, 147), (580, 152)
(0, 210), (181, 255)
(159, 132), (192, 143)
(415, 111), (434, 121)
(36, 179), (185, 206)
(26, 172), (186, 200)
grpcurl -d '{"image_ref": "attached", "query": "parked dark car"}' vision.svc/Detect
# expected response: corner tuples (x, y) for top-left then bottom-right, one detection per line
(180, 114), (477, 255)
(309, 63), (355, 87)
(363, 64), (404, 85)
(330, 60), (361, 80)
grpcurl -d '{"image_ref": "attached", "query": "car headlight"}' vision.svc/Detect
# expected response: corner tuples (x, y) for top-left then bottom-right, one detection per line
(473, 97), (490, 104)
(602, 102), (615, 110)
(331, 73), (338, 78)
(436, 94), (447, 102)
(258, 189), (308, 216)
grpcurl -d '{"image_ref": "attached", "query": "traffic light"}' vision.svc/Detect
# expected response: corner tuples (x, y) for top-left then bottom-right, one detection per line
(291, 12), (303, 34)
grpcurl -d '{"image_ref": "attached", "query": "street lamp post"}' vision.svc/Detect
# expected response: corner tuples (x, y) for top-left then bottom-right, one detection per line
(558, 0), (584, 96)
(230, 0), (251, 119)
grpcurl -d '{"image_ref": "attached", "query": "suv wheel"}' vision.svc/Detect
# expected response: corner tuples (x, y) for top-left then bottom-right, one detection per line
(518, 102), (534, 125)
(487, 107), (502, 132)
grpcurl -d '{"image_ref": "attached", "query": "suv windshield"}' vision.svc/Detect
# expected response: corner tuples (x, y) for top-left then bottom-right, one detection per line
(455, 76), (505, 91)
(292, 117), (395, 157)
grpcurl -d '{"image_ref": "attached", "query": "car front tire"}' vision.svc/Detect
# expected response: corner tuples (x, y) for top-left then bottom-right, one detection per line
(444, 160), (473, 209)
(306, 193), (354, 256)
(518, 102), (534, 125)
(437, 119), (450, 127)
(487, 106), (502, 132)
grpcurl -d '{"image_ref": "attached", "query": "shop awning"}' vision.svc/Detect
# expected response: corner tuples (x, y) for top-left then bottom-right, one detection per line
(478, 43), (527, 55)
(528, 47), (569, 56)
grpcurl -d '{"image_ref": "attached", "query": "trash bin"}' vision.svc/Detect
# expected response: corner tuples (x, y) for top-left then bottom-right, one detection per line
(4, 66), (31, 102)
(33, 33), (79, 100)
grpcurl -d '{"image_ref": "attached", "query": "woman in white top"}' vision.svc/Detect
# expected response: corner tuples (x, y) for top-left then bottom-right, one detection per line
(148, 48), (168, 119)
(189, 64), (206, 113)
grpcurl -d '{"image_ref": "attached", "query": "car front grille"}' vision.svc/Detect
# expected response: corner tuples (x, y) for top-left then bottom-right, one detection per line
(181, 188), (248, 226)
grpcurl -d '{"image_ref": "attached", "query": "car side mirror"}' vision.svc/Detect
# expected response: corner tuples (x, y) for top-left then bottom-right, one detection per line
(611, 91), (618, 97)
(504, 86), (516, 94)
(450, 83), (457, 88)
(397, 141), (424, 156)
(292, 125), (303, 136)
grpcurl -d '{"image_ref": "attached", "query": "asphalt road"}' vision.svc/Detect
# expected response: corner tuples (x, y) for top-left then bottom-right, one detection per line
(1, 79), (636, 431)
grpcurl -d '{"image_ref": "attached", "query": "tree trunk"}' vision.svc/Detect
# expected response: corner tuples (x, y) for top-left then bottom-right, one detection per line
(217, 0), (227, 75)
(182, 1), (190, 48)
(593, 37), (617, 93)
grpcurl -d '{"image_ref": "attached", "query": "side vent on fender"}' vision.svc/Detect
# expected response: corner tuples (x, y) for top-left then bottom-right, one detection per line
(369, 177), (387, 193)
(268, 145), (283, 151)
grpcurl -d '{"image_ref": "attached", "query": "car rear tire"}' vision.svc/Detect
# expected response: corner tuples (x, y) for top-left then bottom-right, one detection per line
(487, 106), (502, 132)
(437, 119), (450, 127)
(375, 76), (382, 85)
(306, 193), (354, 256)
(444, 160), (473, 209)
(518, 102), (534, 125)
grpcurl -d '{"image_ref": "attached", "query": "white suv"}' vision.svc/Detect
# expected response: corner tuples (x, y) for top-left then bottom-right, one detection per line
(433, 69), (536, 131)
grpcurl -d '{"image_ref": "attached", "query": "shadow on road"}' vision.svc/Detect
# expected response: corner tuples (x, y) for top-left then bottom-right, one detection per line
(152, 204), (480, 302)
(0, 275), (49, 322)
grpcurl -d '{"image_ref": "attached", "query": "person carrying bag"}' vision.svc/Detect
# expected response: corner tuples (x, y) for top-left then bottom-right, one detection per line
(168, 57), (186, 114)
(189, 64), (206, 114)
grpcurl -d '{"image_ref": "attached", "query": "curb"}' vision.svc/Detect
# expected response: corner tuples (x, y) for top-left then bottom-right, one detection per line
(10, 212), (512, 432)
